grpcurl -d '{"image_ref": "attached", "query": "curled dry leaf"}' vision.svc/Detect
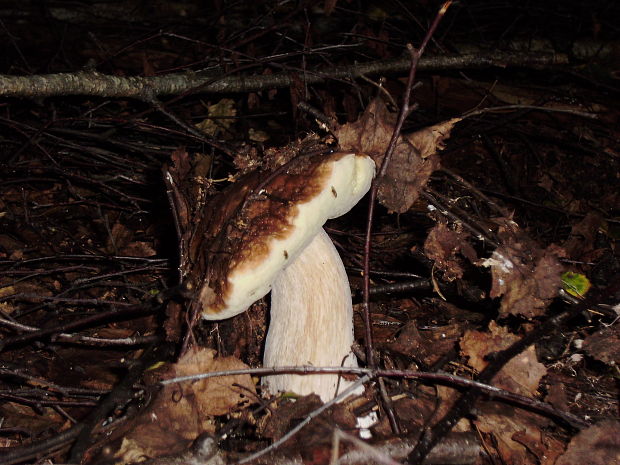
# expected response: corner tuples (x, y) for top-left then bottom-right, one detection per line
(482, 223), (563, 318)
(424, 222), (478, 281)
(335, 97), (461, 213)
(111, 348), (255, 464)
(404, 118), (462, 159)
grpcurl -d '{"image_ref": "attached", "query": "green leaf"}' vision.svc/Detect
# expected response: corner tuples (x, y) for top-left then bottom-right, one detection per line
(561, 271), (591, 297)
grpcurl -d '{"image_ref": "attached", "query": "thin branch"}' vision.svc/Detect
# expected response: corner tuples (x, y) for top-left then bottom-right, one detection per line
(161, 365), (588, 430)
(405, 279), (618, 464)
(235, 375), (373, 465)
(0, 51), (568, 99)
(463, 104), (598, 120)
(361, 0), (453, 436)
(0, 303), (156, 350)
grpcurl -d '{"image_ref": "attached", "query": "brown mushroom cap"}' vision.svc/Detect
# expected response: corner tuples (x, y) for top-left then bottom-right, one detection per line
(195, 151), (375, 320)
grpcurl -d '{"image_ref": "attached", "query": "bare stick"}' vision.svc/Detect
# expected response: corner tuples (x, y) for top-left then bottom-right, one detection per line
(360, 0), (453, 435)
(161, 366), (588, 430)
(405, 279), (617, 464)
(235, 375), (372, 465)
(0, 51), (567, 99)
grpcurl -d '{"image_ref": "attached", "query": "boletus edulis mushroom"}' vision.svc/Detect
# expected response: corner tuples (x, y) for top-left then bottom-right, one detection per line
(191, 150), (375, 401)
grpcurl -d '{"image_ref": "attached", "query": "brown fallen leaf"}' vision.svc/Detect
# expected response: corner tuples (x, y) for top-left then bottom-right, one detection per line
(258, 394), (358, 461)
(562, 212), (604, 260)
(110, 348), (255, 464)
(260, 395), (323, 441)
(122, 241), (157, 257)
(482, 223), (563, 318)
(582, 325), (620, 366)
(335, 97), (461, 213)
(475, 408), (542, 465)
(195, 98), (236, 138)
(461, 321), (547, 397)
(404, 119), (462, 159)
(424, 222), (478, 281)
(106, 222), (132, 255)
(555, 420), (620, 465)
(461, 322), (552, 465)
(386, 319), (461, 367)
(0, 402), (64, 440)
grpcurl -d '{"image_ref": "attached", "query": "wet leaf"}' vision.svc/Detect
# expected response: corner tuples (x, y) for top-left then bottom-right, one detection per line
(110, 348), (255, 464)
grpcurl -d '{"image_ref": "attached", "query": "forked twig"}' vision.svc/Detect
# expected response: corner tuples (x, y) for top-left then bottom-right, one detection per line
(360, 0), (453, 435)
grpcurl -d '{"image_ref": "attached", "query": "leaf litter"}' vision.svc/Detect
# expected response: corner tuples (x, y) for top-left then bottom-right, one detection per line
(1, 4), (619, 464)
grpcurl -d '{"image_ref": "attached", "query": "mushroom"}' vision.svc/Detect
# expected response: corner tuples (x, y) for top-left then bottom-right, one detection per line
(192, 151), (375, 401)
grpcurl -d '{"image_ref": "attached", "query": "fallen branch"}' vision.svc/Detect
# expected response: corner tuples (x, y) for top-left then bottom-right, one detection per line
(161, 365), (589, 430)
(0, 51), (567, 99)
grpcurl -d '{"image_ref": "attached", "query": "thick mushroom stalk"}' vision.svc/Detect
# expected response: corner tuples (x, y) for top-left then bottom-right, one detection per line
(264, 228), (358, 401)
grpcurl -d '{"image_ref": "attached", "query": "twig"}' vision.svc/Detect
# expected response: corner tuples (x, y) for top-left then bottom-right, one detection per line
(0, 303), (155, 351)
(0, 315), (158, 346)
(161, 365), (588, 430)
(361, 0), (453, 436)
(331, 428), (402, 465)
(234, 375), (373, 465)
(405, 279), (618, 464)
(438, 169), (512, 219)
(0, 345), (171, 465)
(0, 51), (568, 99)
(68, 342), (175, 462)
(142, 91), (233, 156)
(338, 431), (481, 465)
(463, 104), (598, 120)
(0, 424), (84, 465)
(419, 190), (500, 248)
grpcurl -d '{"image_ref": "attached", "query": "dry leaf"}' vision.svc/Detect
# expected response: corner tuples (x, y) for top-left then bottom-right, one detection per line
(463, 322), (551, 465)
(107, 222), (131, 254)
(424, 222), (478, 281)
(475, 408), (544, 465)
(404, 118), (462, 159)
(562, 212), (604, 260)
(386, 319), (461, 367)
(555, 420), (620, 465)
(461, 321), (547, 397)
(583, 325), (620, 366)
(111, 348), (255, 464)
(122, 241), (156, 257)
(195, 98), (236, 137)
(335, 97), (461, 213)
(482, 224), (563, 318)
(0, 402), (64, 437)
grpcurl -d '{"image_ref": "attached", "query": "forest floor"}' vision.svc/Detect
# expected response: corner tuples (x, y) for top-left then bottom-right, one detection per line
(0, 1), (618, 464)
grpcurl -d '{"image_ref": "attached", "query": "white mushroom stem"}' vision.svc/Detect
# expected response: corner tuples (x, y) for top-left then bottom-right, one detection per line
(263, 228), (360, 402)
